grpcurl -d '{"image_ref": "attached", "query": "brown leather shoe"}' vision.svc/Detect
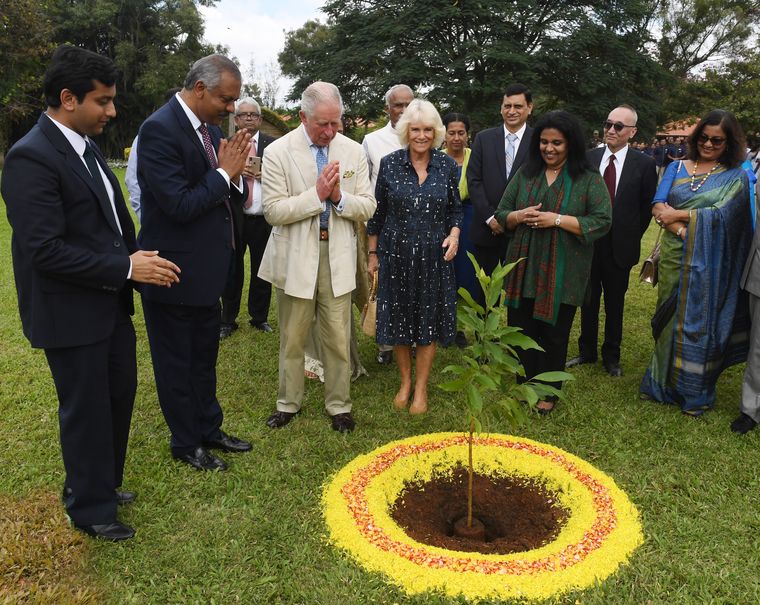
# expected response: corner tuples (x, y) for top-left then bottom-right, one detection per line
(266, 410), (299, 429)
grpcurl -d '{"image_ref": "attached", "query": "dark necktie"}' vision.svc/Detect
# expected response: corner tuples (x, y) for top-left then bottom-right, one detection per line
(603, 154), (616, 204)
(198, 124), (234, 248)
(83, 143), (109, 202)
(83, 143), (122, 234)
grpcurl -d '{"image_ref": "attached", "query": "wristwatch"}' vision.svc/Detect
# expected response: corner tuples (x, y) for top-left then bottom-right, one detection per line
(554, 214), (562, 227)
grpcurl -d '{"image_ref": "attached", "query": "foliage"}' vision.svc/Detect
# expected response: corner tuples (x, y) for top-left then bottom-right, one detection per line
(664, 56), (760, 141)
(439, 254), (573, 527)
(278, 0), (670, 134)
(657, 0), (760, 79)
(0, 0), (56, 147)
(0, 0), (219, 156)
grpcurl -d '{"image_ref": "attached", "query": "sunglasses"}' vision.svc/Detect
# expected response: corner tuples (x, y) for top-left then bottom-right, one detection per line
(603, 121), (635, 132)
(697, 134), (726, 146)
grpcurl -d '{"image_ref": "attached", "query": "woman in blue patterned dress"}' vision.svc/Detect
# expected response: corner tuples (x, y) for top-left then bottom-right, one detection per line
(640, 110), (752, 415)
(367, 99), (463, 415)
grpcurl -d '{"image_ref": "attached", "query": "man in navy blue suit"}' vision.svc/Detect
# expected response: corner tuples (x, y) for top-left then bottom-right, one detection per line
(2, 46), (180, 540)
(467, 83), (534, 307)
(137, 54), (252, 471)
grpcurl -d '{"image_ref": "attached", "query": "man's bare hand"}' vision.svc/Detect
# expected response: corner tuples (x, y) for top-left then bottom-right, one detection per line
(217, 130), (252, 181)
(130, 250), (181, 287)
(316, 160), (341, 202)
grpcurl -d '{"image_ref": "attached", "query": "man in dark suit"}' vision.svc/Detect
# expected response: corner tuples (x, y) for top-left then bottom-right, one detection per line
(137, 54), (252, 471)
(467, 83), (534, 307)
(220, 97), (276, 339)
(567, 105), (657, 376)
(1, 46), (180, 540)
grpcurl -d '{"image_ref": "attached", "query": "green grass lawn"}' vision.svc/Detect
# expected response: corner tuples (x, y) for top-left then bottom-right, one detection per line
(2, 168), (759, 604)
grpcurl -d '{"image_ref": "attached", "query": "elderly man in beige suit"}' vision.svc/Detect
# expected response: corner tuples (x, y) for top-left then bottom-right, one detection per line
(259, 82), (376, 432)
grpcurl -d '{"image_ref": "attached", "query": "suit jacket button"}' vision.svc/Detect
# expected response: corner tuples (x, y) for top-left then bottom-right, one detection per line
(114, 240), (121, 247)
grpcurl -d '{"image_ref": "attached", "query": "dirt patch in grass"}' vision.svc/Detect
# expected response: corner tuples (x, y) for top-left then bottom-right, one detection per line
(391, 465), (568, 555)
(0, 490), (102, 604)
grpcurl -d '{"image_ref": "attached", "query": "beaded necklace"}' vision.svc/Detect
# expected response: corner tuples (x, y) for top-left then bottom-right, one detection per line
(690, 160), (720, 192)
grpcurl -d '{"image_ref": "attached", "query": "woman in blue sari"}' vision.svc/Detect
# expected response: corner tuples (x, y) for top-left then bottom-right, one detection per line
(640, 110), (752, 415)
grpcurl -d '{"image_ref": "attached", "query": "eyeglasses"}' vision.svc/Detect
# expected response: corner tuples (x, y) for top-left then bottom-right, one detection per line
(697, 134), (726, 146)
(603, 121), (635, 132)
(236, 112), (261, 119)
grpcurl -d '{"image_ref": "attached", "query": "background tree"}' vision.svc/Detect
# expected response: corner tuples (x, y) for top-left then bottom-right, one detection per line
(0, 0), (55, 151)
(278, 0), (758, 138)
(1, 0), (220, 156)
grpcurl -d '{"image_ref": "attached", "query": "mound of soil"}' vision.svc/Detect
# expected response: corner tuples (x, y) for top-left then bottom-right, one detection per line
(390, 465), (568, 555)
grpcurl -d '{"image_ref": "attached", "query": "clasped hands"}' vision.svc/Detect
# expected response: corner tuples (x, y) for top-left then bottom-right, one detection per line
(217, 129), (252, 181)
(317, 160), (342, 203)
(516, 203), (556, 229)
(130, 250), (181, 288)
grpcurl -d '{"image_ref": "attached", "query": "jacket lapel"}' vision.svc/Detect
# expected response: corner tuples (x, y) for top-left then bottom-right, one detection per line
(169, 97), (211, 167)
(39, 115), (122, 235)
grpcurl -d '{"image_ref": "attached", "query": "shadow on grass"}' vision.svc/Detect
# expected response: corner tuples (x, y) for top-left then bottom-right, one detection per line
(0, 490), (102, 604)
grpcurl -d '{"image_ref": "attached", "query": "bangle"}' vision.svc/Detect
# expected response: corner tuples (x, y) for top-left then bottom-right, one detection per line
(368, 250), (377, 255)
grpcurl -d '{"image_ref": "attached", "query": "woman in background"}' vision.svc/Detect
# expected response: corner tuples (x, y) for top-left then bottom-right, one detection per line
(443, 112), (476, 347)
(640, 109), (752, 416)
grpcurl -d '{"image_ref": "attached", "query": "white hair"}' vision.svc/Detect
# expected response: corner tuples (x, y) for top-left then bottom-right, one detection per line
(383, 84), (413, 107)
(396, 99), (445, 148)
(236, 97), (261, 113)
(301, 82), (343, 118)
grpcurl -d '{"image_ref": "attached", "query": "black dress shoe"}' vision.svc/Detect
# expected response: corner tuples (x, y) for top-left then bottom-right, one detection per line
(566, 355), (596, 368)
(250, 321), (273, 333)
(266, 410), (299, 429)
(331, 412), (356, 433)
(376, 350), (393, 364)
(63, 487), (136, 506)
(73, 520), (135, 541)
(173, 447), (228, 471)
(219, 323), (236, 340)
(603, 361), (623, 377)
(731, 413), (758, 435)
(203, 430), (252, 453)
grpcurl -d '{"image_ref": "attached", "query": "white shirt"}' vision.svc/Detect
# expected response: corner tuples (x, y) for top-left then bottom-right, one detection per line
(485, 123), (530, 226)
(174, 93), (243, 193)
(243, 130), (263, 215)
(599, 143), (630, 196)
(125, 134), (141, 221)
(44, 113), (132, 278)
(362, 121), (402, 191)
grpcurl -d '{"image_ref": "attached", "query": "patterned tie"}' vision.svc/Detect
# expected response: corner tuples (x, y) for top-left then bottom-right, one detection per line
(315, 145), (330, 230)
(603, 154), (616, 205)
(244, 137), (257, 210)
(198, 124), (234, 247)
(505, 132), (518, 178)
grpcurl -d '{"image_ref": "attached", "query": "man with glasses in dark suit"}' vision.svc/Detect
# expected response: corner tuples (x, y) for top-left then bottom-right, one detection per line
(567, 105), (657, 377)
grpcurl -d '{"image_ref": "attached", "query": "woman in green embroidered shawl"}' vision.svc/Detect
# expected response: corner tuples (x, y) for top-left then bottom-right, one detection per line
(640, 110), (752, 416)
(495, 111), (611, 414)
